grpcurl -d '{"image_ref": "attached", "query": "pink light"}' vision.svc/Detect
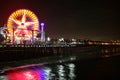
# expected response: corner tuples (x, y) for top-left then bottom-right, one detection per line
(7, 69), (37, 80)
(6, 68), (46, 80)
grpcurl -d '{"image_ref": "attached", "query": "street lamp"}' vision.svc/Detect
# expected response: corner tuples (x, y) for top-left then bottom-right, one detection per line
(47, 37), (51, 42)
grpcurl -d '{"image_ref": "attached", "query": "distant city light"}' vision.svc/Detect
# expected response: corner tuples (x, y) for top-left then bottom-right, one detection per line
(47, 37), (51, 41)
(59, 38), (64, 42)
(71, 39), (76, 42)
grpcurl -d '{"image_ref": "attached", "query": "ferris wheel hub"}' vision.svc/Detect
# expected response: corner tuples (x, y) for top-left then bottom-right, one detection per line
(21, 23), (24, 26)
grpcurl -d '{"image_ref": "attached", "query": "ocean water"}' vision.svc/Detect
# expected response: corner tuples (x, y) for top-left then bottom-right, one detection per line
(0, 47), (120, 80)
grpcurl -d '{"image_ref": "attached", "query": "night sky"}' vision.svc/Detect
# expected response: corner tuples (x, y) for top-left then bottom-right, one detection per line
(0, 0), (119, 41)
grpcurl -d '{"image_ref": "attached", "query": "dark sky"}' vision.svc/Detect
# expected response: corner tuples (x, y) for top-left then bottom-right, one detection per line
(0, 0), (119, 40)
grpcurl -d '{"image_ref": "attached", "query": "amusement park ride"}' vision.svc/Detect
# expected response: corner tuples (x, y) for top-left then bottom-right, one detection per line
(0, 9), (45, 44)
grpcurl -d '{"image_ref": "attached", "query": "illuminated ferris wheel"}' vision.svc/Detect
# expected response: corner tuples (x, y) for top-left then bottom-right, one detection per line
(7, 9), (39, 43)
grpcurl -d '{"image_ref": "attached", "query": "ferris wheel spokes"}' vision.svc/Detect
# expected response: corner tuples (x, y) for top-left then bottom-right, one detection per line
(9, 18), (21, 25)
(21, 10), (26, 23)
(25, 22), (37, 27)
(7, 9), (39, 43)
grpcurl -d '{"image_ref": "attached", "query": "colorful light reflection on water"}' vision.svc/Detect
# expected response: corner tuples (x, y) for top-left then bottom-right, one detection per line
(1, 63), (75, 80)
(6, 67), (45, 80)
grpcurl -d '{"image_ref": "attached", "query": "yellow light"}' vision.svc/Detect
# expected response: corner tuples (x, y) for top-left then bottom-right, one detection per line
(7, 9), (39, 42)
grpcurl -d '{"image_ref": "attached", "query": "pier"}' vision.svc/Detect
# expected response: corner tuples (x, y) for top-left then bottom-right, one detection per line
(0, 44), (120, 62)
